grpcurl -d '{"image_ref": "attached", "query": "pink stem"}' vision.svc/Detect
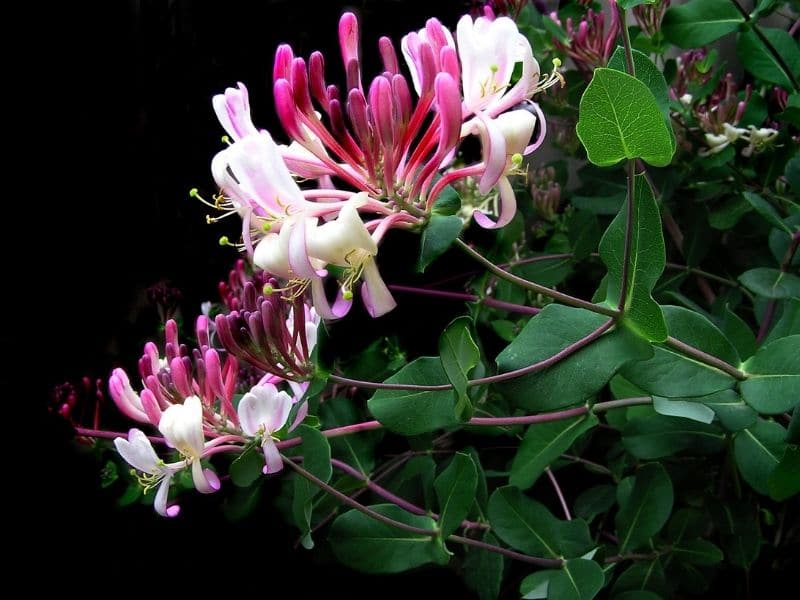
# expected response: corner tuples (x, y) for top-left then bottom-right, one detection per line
(546, 467), (572, 520)
(389, 284), (541, 315)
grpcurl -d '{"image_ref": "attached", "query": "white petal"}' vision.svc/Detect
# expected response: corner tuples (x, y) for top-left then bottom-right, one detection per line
(114, 429), (160, 473)
(154, 474), (179, 518)
(158, 396), (206, 458)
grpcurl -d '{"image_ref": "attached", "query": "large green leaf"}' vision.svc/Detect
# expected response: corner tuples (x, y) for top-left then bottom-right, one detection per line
(417, 214), (463, 273)
(292, 425), (332, 549)
(599, 175), (667, 341)
(328, 504), (447, 573)
(463, 532), (504, 600)
(576, 69), (674, 167)
(710, 502), (761, 568)
(734, 418), (787, 495)
(487, 486), (561, 558)
(662, 0), (744, 48)
(623, 414), (726, 459)
(510, 414), (598, 489)
(652, 396), (715, 424)
(768, 446), (800, 501)
(368, 357), (458, 435)
(434, 452), (478, 538)
(549, 559), (605, 600)
(699, 388), (758, 431)
(320, 397), (381, 475)
(739, 268), (800, 299)
(737, 27), (800, 90)
(621, 306), (738, 397)
(740, 335), (800, 413)
(765, 299), (800, 344)
(439, 317), (480, 422)
(574, 485), (616, 523)
(615, 463), (674, 553)
(743, 192), (795, 234)
(496, 305), (652, 410)
(672, 539), (724, 566)
(229, 446), (264, 488)
(608, 48), (676, 155)
(612, 560), (667, 597)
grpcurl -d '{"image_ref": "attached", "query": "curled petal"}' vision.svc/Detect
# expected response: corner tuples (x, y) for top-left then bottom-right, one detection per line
(114, 429), (160, 473)
(310, 278), (352, 321)
(212, 82), (258, 142)
(261, 437), (283, 474)
(191, 460), (220, 494)
(154, 474), (180, 518)
(360, 256), (396, 318)
(238, 383), (293, 436)
(140, 389), (163, 427)
(473, 175), (516, 229)
(109, 369), (148, 423)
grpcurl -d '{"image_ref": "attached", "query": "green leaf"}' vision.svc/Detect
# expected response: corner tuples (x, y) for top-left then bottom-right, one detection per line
(740, 335), (800, 413)
(510, 414), (598, 489)
(571, 193), (626, 215)
(368, 357), (458, 435)
(615, 463), (674, 553)
(520, 570), (554, 599)
(734, 418), (787, 495)
(496, 305), (652, 411)
(575, 485), (616, 523)
(222, 481), (263, 522)
(463, 532), (504, 600)
(612, 560), (667, 597)
(608, 47), (676, 155)
(620, 306), (738, 397)
(737, 27), (800, 90)
(743, 192), (794, 234)
(487, 486), (561, 558)
(740, 267), (800, 299)
(549, 559), (605, 600)
(718, 305), (757, 360)
(439, 317), (480, 422)
(662, 0), (744, 48)
(320, 397), (381, 475)
(623, 414), (726, 459)
(559, 519), (596, 559)
(567, 210), (602, 261)
(328, 504), (447, 573)
(653, 396), (715, 424)
(765, 299), (800, 344)
(576, 69), (674, 167)
(710, 502), (761, 568)
(709, 195), (752, 230)
(431, 184), (461, 216)
(434, 452), (478, 538)
(768, 446), (800, 500)
(672, 539), (724, 566)
(229, 446), (264, 488)
(512, 255), (572, 288)
(417, 214), (463, 273)
(700, 388), (758, 431)
(599, 175), (667, 341)
(291, 425), (332, 549)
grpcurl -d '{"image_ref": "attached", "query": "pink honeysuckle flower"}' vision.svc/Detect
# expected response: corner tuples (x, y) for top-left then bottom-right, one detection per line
(215, 282), (322, 380)
(401, 18), (457, 96)
(238, 384), (293, 473)
(114, 429), (183, 517)
(456, 14), (540, 117)
(212, 82), (259, 142)
(158, 396), (221, 494)
(109, 367), (150, 424)
(550, 8), (620, 76)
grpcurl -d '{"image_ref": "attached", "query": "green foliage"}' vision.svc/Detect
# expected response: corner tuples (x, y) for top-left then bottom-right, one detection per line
(734, 418), (787, 495)
(439, 317), (480, 422)
(740, 335), (800, 413)
(496, 305), (652, 410)
(662, 0), (745, 47)
(292, 425), (332, 549)
(368, 357), (458, 435)
(434, 452), (478, 538)
(576, 69), (674, 167)
(737, 27), (800, 90)
(599, 174), (668, 341)
(328, 504), (448, 573)
(510, 414), (598, 489)
(615, 463), (674, 552)
(418, 214), (463, 273)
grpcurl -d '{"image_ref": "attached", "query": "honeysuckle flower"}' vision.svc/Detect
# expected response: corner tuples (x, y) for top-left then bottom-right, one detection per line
(159, 396), (221, 494)
(305, 194), (396, 317)
(215, 282), (319, 380)
(550, 8), (620, 76)
(213, 82), (259, 142)
(740, 126), (779, 157)
(456, 14), (541, 117)
(114, 429), (183, 517)
(238, 384), (293, 473)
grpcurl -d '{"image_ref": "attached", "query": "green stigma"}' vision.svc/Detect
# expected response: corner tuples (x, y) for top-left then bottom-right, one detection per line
(343, 289), (354, 301)
(511, 153), (524, 167)
(263, 283), (274, 296)
(189, 187), (199, 198)
(552, 57), (562, 69)
(219, 235), (231, 246)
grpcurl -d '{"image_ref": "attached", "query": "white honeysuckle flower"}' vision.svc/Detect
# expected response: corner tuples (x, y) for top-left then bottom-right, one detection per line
(158, 396), (220, 494)
(238, 384), (293, 473)
(679, 93), (693, 107)
(741, 126), (779, 157)
(114, 429), (183, 517)
(494, 109), (538, 157)
(456, 14), (540, 117)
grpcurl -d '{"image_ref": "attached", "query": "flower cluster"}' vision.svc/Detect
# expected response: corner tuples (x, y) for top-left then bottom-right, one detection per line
(549, 7), (620, 75)
(203, 10), (557, 320)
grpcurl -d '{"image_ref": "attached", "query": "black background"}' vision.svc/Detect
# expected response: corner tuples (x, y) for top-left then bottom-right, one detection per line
(33, 0), (479, 594)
